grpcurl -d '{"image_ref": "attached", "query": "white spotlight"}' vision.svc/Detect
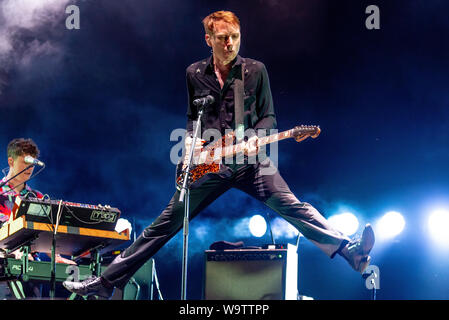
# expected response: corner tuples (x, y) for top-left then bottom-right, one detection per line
(249, 215), (267, 238)
(428, 208), (449, 247)
(376, 211), (405, 239)
(328, 212), (359, 236)
(271, 217), (299, 239)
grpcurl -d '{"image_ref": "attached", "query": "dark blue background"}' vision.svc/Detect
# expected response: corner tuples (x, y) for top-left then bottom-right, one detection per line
(1, 0), (448, 299)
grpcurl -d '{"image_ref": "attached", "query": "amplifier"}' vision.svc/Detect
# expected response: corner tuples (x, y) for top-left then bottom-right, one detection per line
(12, 197), (120, 231)
(203, 244), (298, 300)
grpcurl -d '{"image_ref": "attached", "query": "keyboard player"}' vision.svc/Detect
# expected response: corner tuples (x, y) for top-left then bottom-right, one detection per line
(0, 138), (75, 298)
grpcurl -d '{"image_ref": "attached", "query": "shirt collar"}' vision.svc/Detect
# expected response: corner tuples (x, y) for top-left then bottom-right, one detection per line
(205, 55), (244, 74)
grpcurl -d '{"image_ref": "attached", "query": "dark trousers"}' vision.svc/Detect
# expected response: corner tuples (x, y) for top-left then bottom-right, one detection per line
(102, 159), (349, 288)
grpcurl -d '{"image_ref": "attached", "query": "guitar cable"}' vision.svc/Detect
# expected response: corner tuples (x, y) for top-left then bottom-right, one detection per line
(152, 259), (163, 300)
(62, 203), (105, 226)
(54, 200), (63, 235)
(41, 194), (56, 230)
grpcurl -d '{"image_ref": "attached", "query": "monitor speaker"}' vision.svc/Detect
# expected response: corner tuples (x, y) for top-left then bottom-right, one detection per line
(203, 244), (297, 300)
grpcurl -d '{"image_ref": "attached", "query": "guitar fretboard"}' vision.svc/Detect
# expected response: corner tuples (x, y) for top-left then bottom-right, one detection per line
(258, 129), (295, 147)
(192, 127), (317, 164)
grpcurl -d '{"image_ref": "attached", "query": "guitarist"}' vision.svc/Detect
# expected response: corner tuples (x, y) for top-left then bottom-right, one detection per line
(63, 10), (375, 298)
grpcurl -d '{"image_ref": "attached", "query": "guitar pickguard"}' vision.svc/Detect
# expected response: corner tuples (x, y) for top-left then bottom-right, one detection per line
(176, 162), (222, 189)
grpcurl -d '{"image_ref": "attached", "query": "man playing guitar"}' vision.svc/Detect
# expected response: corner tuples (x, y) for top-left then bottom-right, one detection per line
(63, 10), (374, 299)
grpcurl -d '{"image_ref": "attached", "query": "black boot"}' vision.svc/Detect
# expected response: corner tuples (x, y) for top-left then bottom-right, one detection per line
(339, 224), (375, 273)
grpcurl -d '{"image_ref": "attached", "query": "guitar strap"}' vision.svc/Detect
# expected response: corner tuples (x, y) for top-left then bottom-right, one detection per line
(234, 62), (246, 142)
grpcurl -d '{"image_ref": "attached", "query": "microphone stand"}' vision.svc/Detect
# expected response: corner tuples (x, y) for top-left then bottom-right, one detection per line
(369, 270), (378, 300)
(362, 269), (378, 300)
(178, 102), (206, 300)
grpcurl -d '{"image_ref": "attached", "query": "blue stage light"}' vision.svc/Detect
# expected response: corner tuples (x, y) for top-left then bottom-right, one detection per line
(376, 211), (406, 239)
(428, 208), (449, 248)
(248, 214), (267, 237)
(328, 212), (359, 236)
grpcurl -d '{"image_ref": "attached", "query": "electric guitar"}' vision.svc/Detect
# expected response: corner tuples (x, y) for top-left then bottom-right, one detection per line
(176, 125), (321, 189)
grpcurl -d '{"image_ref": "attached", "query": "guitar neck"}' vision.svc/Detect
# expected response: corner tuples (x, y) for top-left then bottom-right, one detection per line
(190, 125), (319, 166)
(218, 129), (295, 159)
(258, 129), (295, 147)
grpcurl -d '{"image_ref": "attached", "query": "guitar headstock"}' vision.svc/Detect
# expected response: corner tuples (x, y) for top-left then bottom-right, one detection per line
(292, 125), (321, 142)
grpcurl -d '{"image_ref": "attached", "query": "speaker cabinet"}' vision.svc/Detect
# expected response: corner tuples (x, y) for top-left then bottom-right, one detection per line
(203, 244), (297, 300)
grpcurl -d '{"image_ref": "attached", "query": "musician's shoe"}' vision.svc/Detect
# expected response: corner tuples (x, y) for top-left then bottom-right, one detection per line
(63, 276), (114, 299)
(339, 224), (375, 273)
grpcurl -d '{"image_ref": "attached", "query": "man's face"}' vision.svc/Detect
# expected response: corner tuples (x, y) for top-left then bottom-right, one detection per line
(206, 20), (241, 65)
(8, 155), (34, 185)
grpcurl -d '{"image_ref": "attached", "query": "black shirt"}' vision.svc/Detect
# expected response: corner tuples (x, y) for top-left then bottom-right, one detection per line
(185, 55), (277, 139)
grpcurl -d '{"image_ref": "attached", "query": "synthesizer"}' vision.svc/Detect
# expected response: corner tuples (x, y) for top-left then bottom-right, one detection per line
(12, 197), (121, 231)
(0, 256), (102, 283)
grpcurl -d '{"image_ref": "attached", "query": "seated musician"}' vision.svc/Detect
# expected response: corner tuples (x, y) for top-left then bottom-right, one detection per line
(0, 138), (76, 265)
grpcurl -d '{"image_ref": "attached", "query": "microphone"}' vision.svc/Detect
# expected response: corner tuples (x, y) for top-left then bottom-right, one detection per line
(193, 95), (215, 107)
(24, 155), (45, 167)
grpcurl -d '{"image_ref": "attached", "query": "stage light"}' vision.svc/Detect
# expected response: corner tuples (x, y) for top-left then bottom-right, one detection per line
(271, 217), (300, 239)
(376, 211), (405, 239)
(328, 212), (359, 236)
(249, 214), (267, 237)
(115, 218), (132, 234)
(428, 208), (449, 247)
